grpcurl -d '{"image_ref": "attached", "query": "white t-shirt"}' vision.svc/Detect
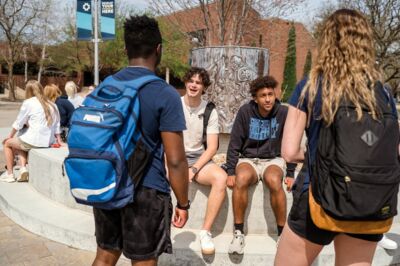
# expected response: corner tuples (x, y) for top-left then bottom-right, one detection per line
(181, 97), (219, 153)
(12, 97), (61, 147)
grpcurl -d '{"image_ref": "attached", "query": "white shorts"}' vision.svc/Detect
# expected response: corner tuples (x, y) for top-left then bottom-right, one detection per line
(237, 157), (286, 180)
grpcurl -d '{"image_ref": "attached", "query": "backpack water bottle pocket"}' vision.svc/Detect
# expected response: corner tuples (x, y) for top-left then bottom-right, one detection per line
(65, 153), (120, 203)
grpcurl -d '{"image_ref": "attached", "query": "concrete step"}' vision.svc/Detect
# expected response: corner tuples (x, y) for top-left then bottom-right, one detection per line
(1, 182), (400, 265)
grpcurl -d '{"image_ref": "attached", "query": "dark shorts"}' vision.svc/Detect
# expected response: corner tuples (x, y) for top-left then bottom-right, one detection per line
(93, 186), (173, 260)
(288, 188), (383, 245)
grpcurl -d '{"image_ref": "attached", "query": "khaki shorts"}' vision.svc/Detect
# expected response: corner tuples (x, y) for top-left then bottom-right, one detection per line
(237, 157), (286, 180)
(18, 138), (38, 151)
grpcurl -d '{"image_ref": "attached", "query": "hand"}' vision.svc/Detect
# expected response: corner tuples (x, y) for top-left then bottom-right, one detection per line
(188, 168), (195, 182)
(284, 177), (295, 192)
(59, 141), (66, 147)
(172, 207), (188, 228)
(227, 175), (236, 189)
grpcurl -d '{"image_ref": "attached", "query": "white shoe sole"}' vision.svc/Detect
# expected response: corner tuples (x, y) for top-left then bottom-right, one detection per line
(0, 177), (16, 183)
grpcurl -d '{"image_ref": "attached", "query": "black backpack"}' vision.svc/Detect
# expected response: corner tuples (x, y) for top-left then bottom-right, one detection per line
(202, 102), (219, 150)
(311, 82), (400, 222)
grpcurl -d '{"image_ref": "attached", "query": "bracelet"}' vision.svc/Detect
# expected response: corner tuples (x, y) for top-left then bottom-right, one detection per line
(176, 200), (191, 210)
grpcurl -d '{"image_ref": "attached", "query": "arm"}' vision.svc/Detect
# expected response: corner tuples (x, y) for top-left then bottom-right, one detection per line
(161, 131), (189, 228)
(191, 133), (218, 172)
(224, 110), (246, 176)
(191, 109), (219, 175)
(224, 110), (246, 188)
(281, 105), (307, 163)
(12, 101), (30, 132)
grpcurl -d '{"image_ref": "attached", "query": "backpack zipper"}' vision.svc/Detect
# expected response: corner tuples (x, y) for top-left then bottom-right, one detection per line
(344, 175), (351, 201)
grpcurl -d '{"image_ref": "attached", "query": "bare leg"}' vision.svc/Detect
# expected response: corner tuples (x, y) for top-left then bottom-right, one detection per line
(3, 138), (23, 174)
(275, 223), (323, 266)
(195, 163), (227, 231)
(92, 247), (121, 266)
(232, 163), (258, 224)
(334, 234), (378, 266)
(263, 165), (286, 227)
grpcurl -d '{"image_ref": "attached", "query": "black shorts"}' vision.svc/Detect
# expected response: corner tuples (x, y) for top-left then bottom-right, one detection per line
(93, 186), (173, 260)
(288, 188), (383, 245)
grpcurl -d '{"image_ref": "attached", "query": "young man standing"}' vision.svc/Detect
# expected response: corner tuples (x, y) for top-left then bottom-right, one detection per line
(92, 15), (189, 266)
(222, 75), (296, 255)
(181, 67), (227, 255)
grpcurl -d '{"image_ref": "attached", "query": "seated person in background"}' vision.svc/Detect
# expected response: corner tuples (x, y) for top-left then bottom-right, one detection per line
(78, 86), (92, 98)
(181, 67), (227, 255)
(222, 75), (297, 255)
(65, 81), (84, 108)
(44, 84), (74, 141)
(0, 80), (62, 183)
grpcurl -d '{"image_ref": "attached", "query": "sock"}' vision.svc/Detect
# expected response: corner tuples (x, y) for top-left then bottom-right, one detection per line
(277, 225), (284, 236)
(234, 223), (244, 233)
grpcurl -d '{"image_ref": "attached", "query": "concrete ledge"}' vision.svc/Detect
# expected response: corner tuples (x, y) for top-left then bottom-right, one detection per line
(1, 182), (400, 265)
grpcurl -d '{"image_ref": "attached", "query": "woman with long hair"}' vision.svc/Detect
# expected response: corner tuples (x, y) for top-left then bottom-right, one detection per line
(44, 84), (74, 141)
(275, 9), (396, 265)
(0, 80), (62, 182)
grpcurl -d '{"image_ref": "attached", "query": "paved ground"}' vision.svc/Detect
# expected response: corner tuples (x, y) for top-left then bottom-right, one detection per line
(0, 98), (132, 265)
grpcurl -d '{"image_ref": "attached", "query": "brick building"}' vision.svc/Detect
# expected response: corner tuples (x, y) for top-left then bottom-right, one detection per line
(161, 2), (317, 88)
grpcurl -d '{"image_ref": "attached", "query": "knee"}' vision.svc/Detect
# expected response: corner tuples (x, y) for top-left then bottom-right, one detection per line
(235, 173), (253, 189)
(211, 172), (227, 190)
(264, 174), (282, 192)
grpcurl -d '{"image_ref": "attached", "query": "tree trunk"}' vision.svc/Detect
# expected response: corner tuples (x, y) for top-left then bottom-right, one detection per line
(38, 44), (47, 83)
(7, 62), (15, 101)
(24, 47), (28, 83)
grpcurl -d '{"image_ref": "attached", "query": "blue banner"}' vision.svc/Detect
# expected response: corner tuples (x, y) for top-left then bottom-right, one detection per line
(100, 0), (115, 40)
(77, 0), (93, 40)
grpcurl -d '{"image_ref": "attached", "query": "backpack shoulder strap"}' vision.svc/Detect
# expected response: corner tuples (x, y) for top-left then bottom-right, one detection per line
(202, 101), (216, 150)
(376, 81), (398, 118)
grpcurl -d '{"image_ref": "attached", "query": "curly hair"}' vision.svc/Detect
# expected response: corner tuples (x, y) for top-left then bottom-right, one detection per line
(183, 67), (211, 88)
(300, 9), (381, 126)
(124, 15), (162, 59)
(249, 75), (278, 97)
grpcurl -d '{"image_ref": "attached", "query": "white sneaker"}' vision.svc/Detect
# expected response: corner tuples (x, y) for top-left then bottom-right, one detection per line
(0, 171), (15, 183)
(17, 167), (28, 182)
(378, 235), (398, 250)
(199, 230), (215, 255)
(228, 230), (245, 255)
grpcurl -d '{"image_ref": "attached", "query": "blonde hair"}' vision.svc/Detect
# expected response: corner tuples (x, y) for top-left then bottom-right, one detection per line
(65, 81), (77, 98)
(25, 80), (55, 126)
(44, 84), (61, 102)
(300, 9), (381, 125)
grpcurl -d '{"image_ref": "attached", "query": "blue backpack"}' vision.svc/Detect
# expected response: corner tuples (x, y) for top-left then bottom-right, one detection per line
(64, 74), (161, 209)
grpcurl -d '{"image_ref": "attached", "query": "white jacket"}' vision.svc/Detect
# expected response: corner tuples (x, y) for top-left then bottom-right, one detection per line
(12, 97), (61, 147)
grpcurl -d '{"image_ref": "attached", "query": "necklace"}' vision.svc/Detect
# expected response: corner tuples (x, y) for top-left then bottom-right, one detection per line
(184, 96), (201, 116)
(184, 103), (198, 115)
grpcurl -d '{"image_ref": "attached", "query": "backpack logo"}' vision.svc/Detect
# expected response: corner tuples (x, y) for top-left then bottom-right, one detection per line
(361, 130), (378, 146)
(83, 113), (104, 123)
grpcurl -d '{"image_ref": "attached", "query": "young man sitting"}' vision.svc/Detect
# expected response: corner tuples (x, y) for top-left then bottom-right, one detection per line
(222, 75), (296, 255)
(181, 67), (228, 255)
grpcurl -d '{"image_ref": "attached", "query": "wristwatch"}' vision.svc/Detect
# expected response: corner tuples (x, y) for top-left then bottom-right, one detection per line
(176, 200), (191, 210)
(191, 166), (199, 175)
